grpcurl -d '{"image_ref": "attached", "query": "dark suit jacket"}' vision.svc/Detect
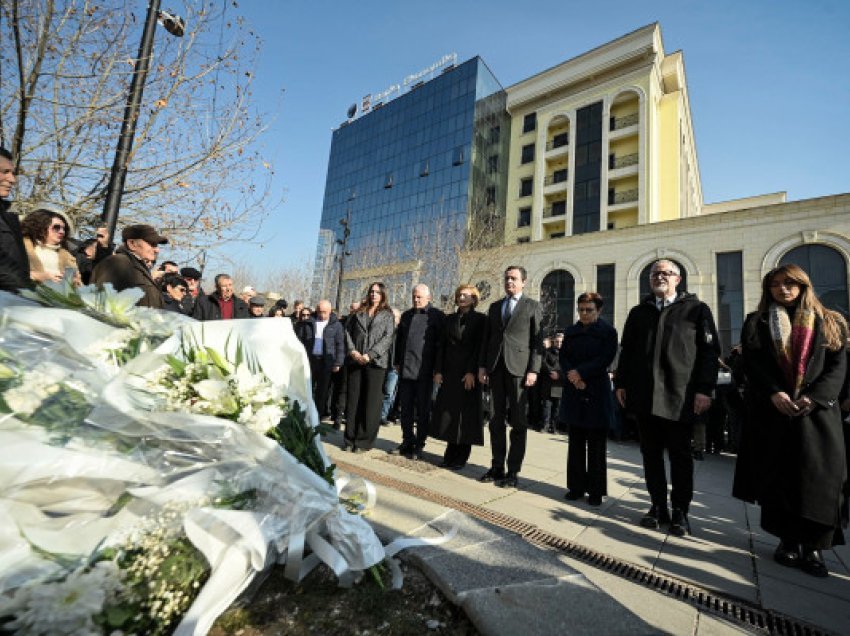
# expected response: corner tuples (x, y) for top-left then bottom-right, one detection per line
(479, 295), (543, 377)
(0, 200), (30, 292)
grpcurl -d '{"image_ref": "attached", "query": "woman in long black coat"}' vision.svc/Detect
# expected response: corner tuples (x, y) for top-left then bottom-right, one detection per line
(556, 292), (618, 506)
(734, 264), (847, 578)
(431, 284), (485, 469)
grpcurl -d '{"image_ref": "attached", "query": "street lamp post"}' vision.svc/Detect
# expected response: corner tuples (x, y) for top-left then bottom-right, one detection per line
(101, 1), (184, 246)
(334, 209), (352, 311)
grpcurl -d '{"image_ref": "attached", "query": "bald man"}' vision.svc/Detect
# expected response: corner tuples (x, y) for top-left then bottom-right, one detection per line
(306, 299), (346, 424)
(390, 284), (445, 459)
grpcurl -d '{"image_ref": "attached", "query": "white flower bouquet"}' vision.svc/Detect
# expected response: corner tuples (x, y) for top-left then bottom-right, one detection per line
(0, 291), (386, 635)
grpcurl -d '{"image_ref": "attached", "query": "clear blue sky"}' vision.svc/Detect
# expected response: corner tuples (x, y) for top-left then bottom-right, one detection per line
(220, 0), (850, 274)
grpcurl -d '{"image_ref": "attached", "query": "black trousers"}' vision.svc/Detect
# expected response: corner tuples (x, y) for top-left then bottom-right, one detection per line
(344, 364), (385, 449)
(329, 362), (348, 422)
(444, 442), (471, 466)
(566, 426), (608, 497)
(637, 414), (694, 512)
(488, 359), (528, 473)
(309, 355), (333, 418)
(398, 377), (433, 449)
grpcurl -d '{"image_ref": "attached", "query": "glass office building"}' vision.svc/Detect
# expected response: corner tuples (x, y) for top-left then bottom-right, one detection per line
(313, 57), (508, 308)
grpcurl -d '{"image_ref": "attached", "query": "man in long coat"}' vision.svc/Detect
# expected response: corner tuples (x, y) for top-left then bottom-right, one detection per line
(615, 259), (719, 536)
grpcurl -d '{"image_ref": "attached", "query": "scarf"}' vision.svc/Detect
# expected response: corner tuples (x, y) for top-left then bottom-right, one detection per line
(768, 302), (815, 398)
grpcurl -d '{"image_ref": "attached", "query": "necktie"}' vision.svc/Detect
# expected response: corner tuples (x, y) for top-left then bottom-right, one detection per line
(503, 297), (513, 324)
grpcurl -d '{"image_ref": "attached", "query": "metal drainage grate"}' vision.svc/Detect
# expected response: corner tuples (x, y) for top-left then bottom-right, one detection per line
(334, 458), (836, 636)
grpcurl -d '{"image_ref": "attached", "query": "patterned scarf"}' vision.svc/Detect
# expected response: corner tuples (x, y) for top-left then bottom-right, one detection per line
(768, 303), (815, 398)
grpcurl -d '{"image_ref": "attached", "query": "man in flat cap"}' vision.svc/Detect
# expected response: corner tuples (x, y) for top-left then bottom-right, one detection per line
(91, 224), (168, 308)
(248, 294), (266, 318)
(179, 266), (204, 314)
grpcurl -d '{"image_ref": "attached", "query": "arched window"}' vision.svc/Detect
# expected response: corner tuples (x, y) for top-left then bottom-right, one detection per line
(779, 245), (848, 317)
(639, 260), (688, 298)
(540, 269), (575, 334)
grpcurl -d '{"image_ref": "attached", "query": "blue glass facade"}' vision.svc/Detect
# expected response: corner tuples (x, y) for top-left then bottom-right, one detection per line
(313, 57), (508, 308)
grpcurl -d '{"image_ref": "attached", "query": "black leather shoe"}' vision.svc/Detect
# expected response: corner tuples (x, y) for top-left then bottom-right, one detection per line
(640, 505), (670, 529)
(587, 495), (602, 506)
(496, 472), (518, 488)
(388, 444), (413, 459)
(479, 468), (505, 483)
(669, 508), (691, 537)
(800, 547), (828, 578)
(773, 542), (801, 568)
(564, 490), (585, 501)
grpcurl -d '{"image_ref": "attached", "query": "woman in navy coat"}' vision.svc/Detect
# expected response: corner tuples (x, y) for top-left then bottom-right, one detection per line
(555, 292), (618, 506)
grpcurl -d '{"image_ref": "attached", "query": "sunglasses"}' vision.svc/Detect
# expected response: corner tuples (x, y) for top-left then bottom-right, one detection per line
(50, 224), (66, 232)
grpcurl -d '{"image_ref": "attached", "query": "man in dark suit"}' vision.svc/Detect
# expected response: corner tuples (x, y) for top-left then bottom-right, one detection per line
(478, 265), (543, 487)
(391, 284), (445, 459)
(0, 147), (30, 292)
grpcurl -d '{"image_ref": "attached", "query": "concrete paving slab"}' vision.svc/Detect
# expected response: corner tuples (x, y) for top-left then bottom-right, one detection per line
(459, 574), (660, 636)
(560, 552), (750, 635)
(480, 490), (587, 540)
(657, 541), (758, 603)
(405, 510), (515, 560)
(757, 572), (850, 635)
(573, 525), (665, 571)
(415, 535), (574, 603)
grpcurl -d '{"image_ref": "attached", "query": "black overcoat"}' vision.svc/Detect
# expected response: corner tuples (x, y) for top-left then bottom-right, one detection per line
(431, 309), (485, 445)
(559, 319), (618, 430)
(733, 311), (847, 530)
(615, 292), (719, 422)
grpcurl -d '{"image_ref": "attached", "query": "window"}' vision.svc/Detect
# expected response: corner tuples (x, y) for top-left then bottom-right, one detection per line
(552, 132), (568, 148)
(550, 232), (565, 239)
(452, 145), (465, 166)
(551, 200), (566, 216)
(519, 178), (533, 198)
(716, 252), (743, 355)
(487, 154), (499, 174)
(517, 207), (531, 227)
(521, 143), (535, 164)
(522, 112), (536, 133)
(485, 186), (496, 206)
(541, 269), (575, 333)
(596, 264), (615, 325)
(517, 237), (530, 244)
(553, 168), (568, 183)
(780, 244), (848, 317)
(489, 125), (501, 144)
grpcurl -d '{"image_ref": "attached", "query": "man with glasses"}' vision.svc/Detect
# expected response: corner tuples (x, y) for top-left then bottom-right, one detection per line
(615, 259), (720, 536)
(161, 274), (190, 314)
(91, 224), (168, 308)
(0, 146), (29, 292)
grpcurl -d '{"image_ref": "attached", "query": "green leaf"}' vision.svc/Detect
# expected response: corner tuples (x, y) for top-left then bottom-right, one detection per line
(165, 355), (187, 376)
(105, 605), (134, 627)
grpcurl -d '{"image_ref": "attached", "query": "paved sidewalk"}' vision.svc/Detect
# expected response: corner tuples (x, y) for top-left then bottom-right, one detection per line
(323, 425), (849, 635)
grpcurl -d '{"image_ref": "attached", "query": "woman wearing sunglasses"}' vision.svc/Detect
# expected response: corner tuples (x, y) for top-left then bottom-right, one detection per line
(20, 208), (80, 286)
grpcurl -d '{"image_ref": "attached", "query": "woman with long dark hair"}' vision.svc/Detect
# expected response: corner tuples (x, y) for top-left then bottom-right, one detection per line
(431, 284), (486, 470)
(21, 208), (80, 285)
(734, 264), (847, 577)
(343, 282), (395, 452)
(556, 292), (617, 506)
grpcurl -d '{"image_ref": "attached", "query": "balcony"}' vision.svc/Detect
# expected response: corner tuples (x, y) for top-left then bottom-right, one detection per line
(607, 188), (639, 213)
(543, 169), (568, 195)
(610, 112), (639, 131)
(545, 132), (569, 160)
(608, 152), (639, 179)
(543, 202), (567, 219)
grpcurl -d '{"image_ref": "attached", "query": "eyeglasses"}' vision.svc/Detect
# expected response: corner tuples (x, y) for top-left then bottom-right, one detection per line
(769, 280), (801, 289)
(650, 270), (678, 279)
(50, 224), (66, 233)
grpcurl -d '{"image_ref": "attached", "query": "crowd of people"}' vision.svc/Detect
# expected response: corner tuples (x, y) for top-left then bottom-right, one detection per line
(1, 144), (848, 579)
